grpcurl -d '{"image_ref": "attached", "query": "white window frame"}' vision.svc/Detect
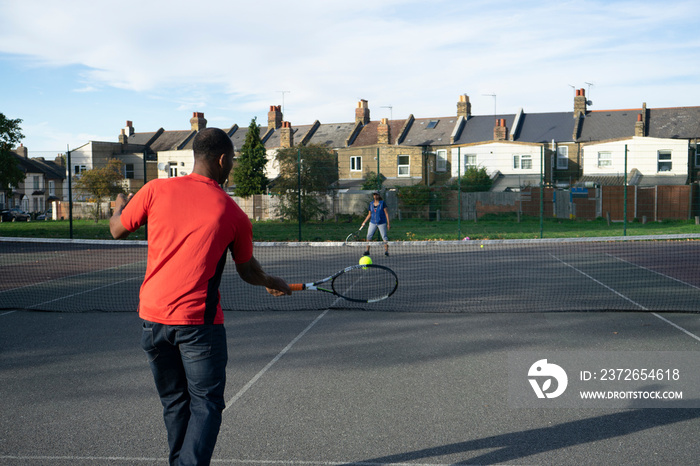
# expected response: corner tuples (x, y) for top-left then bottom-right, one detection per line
(557, 146), (569, 170)
(597, 152), (612, 168)
(464, 154), (477, 171)
(49, 180), (55, 197)
(33, 175), (41, 190)
(74, 165), (86, 176)
(350, 156), (362, 172)
(124, 164), (135, 179)
(513, 154), (532, 170)
(436, 150), (447, 172)
(169, 162), (178, 178)
(694, 145), (700, 168)
(658, 150), (672, 172)
(397, 155), (410, 177)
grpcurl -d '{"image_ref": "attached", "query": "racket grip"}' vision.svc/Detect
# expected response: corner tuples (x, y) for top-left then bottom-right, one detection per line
(289, 283), (305, 291)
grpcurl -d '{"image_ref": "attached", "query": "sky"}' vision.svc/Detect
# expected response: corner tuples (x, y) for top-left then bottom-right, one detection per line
(1, 0), (699, 155)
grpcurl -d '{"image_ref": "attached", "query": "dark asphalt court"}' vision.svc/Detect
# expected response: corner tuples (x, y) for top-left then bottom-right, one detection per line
(1, 308), (699, 465)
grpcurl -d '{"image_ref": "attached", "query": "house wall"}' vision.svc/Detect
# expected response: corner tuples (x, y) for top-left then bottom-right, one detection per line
(451, 142), (543, 178)
(337, 145), (424, 186)
(582, 136), (689, 177)
(157, 150), (194, 179)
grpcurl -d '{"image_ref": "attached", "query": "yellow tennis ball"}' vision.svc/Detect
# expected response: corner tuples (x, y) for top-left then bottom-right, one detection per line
(359, 255), (373, 266)
(480, 244), (484, 248)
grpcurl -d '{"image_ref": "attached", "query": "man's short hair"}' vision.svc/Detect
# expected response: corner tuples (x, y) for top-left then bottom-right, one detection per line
(193, 128), (233, 163)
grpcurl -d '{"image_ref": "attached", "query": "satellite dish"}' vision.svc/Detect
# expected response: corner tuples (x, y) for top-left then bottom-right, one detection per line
(157, 163), (167, 171)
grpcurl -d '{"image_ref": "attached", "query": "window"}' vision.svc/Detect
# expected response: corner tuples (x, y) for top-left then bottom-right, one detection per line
(597, 152), (612, 168)
(169, 162), (178, 178)
(74, 165), (86, 176)
(33, 176), (40, 190)
(426, 120), (439, 129)
(658, 150), (672, 172)
(125, 164), (135, 179)
(513, 154), (532, 170)
(398, 155), (410, 177)
(557, 146), (569, 170)
(464, 154), (477, 170)
(350, 156), (362, 172)
(436, 150), (447, 172)
(49, 181), (55, 196)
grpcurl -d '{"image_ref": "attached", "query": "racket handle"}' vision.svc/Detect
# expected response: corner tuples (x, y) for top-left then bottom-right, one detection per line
(289, 283), (305, 291)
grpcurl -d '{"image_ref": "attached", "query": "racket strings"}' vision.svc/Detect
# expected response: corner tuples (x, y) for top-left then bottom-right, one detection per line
(332, 267), (396, 302)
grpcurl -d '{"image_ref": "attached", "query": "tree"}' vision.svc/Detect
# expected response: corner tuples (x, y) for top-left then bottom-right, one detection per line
(273, 144), (338, 221)
(451, 167), (493, 192)
(232, 117), (268, 197)
(74, 158), (126, 223)
(0, 113), (25, 202)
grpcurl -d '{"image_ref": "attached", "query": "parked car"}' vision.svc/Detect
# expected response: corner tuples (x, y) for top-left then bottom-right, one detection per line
(37, 209), (53, 221)
(1, 208), (30, 222)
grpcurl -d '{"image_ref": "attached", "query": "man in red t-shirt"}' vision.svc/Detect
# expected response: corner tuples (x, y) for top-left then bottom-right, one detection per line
(110, 127), (290, 466)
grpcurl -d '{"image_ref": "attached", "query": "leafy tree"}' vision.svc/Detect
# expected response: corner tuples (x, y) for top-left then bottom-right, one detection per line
(273, 144), (338, 221)
(74, 158), (126, 223)
(0, 113), (25, 202)
(451, 167), (493, 192)
(361, 171), (386, 191)
(233, 118), (268, 197)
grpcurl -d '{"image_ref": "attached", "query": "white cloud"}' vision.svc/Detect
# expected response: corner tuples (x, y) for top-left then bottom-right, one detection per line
(1, 0), (699, 150)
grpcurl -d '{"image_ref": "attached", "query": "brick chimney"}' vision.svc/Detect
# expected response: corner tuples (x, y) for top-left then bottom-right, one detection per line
(355, 99), (370, 125)
(634, 113), (645, 137)
(280, 121), (294, 148)
(55, 154), (65, 167)
(125, 120), (134, 136)
(574, 88), (587, 118)
(119, 129), (127, 144)
(190, 112), (207, 131)
(377, 118), (390, 144)
(14, 143), (28, 158)
(268, 105), (283, 129)
(493, 118), (508, 141)
(457, 94), (472, 119)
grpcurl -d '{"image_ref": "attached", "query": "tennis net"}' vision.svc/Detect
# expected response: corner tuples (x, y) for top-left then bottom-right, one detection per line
(2, 235), (699, 313)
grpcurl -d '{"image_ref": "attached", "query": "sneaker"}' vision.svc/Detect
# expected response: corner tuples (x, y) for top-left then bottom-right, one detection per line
(363, 251), (370, 256)
(384, 251), (389, 256)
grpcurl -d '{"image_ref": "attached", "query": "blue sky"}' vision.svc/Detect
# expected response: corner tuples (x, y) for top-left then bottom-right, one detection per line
(1, 0), (699, 154)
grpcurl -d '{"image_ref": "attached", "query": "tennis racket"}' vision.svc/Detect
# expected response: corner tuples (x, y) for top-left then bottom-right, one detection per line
(290, 264), (398, 303)
(344, 225), (365, 244)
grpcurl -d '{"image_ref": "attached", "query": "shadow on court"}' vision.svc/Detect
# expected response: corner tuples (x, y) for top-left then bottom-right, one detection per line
(348, 408), (700, 465)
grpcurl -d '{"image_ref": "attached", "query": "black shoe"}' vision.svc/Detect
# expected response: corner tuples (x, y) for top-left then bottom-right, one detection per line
(384, 251), (389, 256)
(363, 251), (370, 256)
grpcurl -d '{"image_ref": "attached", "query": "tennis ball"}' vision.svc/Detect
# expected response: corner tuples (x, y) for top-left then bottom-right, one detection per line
(480, 244), (484, 248)
(359, 256), (372, 267)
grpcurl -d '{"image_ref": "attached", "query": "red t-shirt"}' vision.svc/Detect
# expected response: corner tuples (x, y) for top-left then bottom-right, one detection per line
(120, 173), (253, 325)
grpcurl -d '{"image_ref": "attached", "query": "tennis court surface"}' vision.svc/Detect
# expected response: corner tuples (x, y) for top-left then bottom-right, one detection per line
(1, 236), (699, 464)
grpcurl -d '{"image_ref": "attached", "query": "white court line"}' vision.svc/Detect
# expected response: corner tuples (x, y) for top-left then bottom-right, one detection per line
(550, 253), (700, 342)
(0, 455), (449, 465)
(224, 309), (329, 412)
(606, 252), (700, 290)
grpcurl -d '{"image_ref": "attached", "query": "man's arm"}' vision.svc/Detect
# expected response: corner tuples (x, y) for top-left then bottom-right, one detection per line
(110, 193), (133, 239)
(235, 256), (291, 297)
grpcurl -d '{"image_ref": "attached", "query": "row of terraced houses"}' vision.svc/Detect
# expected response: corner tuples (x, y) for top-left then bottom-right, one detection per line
(5, 90), (700, 218)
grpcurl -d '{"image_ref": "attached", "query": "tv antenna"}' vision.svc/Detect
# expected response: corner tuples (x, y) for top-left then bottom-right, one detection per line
(584, 82), (594, 106)
(380, 105), (393, 120)
(276, 90), (290, 115)
(483, 93), (497, 122)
